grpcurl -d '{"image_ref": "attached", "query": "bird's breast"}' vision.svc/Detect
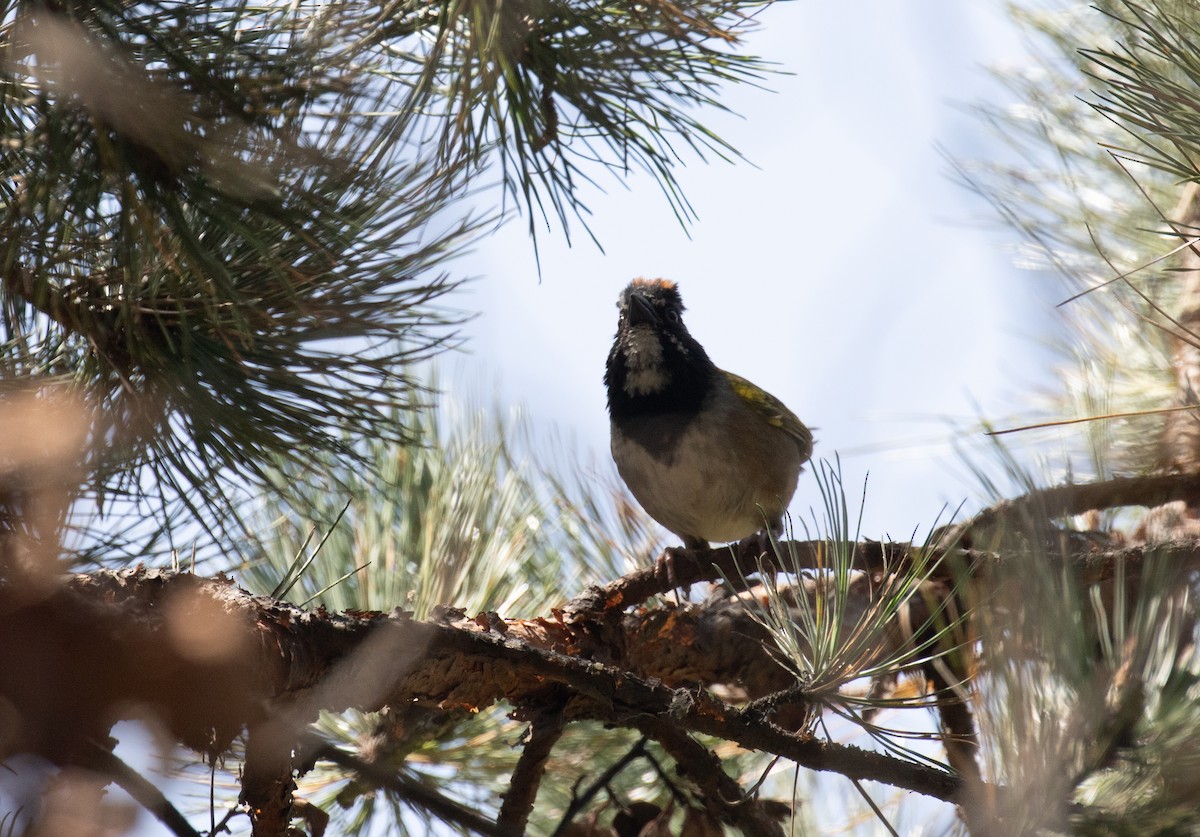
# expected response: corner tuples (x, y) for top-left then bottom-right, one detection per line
(610, 399), (802, 543)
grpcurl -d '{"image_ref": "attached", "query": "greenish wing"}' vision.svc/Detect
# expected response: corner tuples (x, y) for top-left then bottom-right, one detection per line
(723, 370), (814, 461)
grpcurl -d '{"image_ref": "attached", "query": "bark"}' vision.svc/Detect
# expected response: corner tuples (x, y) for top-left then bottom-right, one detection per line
(0, 564), (968, 832)
(6, 470), (1195, 835)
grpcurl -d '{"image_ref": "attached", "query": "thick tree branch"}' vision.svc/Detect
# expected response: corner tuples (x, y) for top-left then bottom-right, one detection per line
(966, 473), (1200, 530)
(0, 568), (969, 808)
(565, 539), (919, 616)
(932, 692), (980, 786)
(243, 723), (298, 837)
(927, 679), (986, 834)
(7, 527), (1183, 831)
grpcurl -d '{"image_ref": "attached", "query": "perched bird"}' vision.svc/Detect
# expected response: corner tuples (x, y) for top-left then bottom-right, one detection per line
(604, 278), (813, 550)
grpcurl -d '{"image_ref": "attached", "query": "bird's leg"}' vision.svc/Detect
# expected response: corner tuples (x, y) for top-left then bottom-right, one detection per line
(747, 518), (785, 566)
(654, 535), (707, 594)
(766, 513), (790, 555)
(750, 529), (772, 558)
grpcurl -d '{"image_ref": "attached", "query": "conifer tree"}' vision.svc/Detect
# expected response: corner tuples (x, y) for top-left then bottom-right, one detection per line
(4, 2), (1200, 836)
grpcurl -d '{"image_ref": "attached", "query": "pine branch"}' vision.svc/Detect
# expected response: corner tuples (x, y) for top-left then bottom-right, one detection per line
(966, 473), (1200, 530)
(312, 741), (507, 837)
(76, 742), (201, 837)
(564, 539), (920, 615)
(606, 686), (963, 804)
(566, 474), (1200, 614)
(550, 738), (650, 837)
(927, 677), (985, 831)
(0, 567), (977, 813)
(497, 703), (567, 836)
(12, 517), (1181, 832)
(633, 717), (787, 837)
(242, 722), (297, 837)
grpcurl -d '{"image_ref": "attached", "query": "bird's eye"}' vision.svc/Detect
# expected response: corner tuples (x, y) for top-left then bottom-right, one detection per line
(665, 309), (680, 325)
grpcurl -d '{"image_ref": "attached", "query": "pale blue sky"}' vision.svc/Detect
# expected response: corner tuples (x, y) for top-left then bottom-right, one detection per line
(452, 0), (1059, 544)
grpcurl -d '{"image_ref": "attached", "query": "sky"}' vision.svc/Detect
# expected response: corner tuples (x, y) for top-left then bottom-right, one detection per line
(450, 0), (1062, 546)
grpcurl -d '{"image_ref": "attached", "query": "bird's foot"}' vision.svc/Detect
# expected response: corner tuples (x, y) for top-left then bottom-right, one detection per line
(654, 547), (689, 592)
(654, 538), (706, 597)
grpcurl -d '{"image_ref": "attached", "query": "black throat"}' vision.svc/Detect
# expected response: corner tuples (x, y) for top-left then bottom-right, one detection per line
(604, 328), (717, 425)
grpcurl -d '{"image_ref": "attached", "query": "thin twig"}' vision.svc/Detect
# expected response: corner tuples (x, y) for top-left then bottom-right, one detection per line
(209, 762), (215, 835)
(80, 742), (201, 837)
(550, 738), (649, 837)
(847, 777), (900, 837)
(639, 747), (691, 808)
(1056, 233), (1200, 308)
(209, 804), (243, 836)
(497, 703), (567, 836)
(634, 717), (786, 837)
(986, 403), (1200, 437)
(314, 742), (507, 837)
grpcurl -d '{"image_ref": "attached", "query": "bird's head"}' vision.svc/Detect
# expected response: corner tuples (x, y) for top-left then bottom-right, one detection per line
(605, 278), (715, 415)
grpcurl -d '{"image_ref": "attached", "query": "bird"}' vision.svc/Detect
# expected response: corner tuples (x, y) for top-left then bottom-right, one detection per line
(604, 278), (813, 551)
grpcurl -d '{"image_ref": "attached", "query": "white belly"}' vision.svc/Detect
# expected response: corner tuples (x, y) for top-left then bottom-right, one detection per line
(611, 405), (800, 544)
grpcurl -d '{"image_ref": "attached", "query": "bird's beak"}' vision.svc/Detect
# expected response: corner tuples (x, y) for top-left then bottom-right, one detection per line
(626, 292), (657, 327)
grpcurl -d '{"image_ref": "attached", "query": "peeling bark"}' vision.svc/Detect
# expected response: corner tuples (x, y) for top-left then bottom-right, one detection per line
(0, 563), (968, 828)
